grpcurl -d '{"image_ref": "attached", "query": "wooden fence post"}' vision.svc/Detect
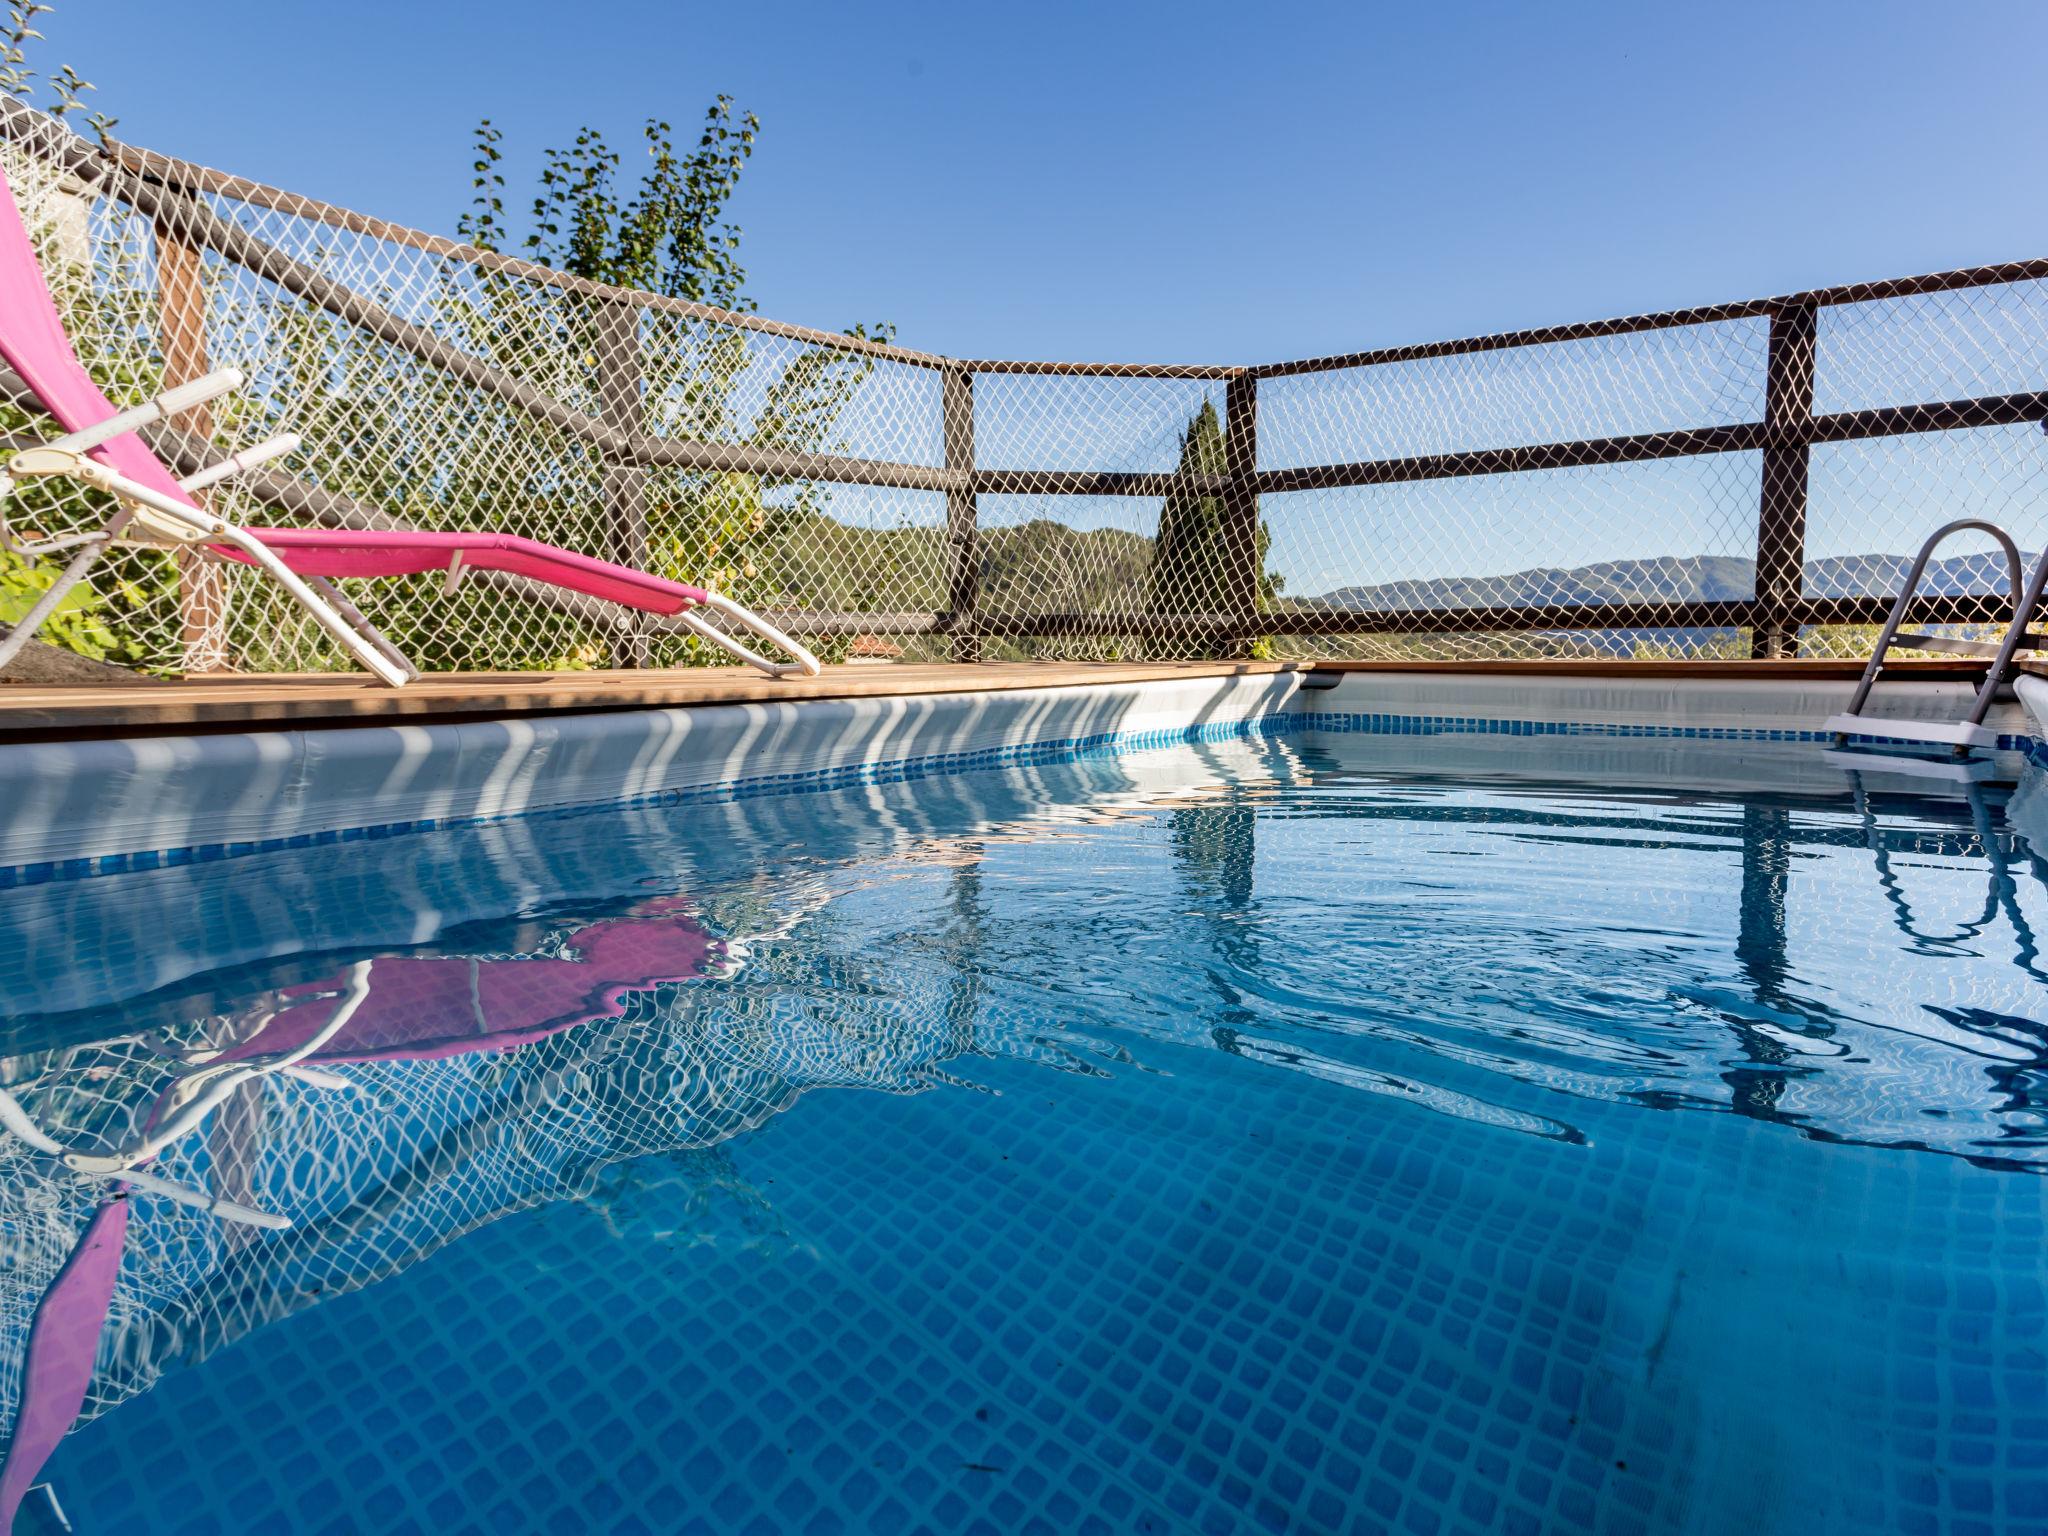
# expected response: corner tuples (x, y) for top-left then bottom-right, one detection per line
(943, 364), (981, 662)
(1224, 372), (1261, 657)
(1753, 300), (1817, 658)
(153, 218), (228, 672)
(593, 298), (650, 667)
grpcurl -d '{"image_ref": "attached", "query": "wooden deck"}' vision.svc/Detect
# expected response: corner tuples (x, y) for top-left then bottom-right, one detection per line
(0, 660), (1305, 739)
(1297, 658), (1995, 680)
(0, 656), (2005, 741)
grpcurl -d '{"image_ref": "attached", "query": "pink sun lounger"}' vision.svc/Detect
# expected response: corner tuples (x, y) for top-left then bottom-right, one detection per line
(0, 165), (820, 683)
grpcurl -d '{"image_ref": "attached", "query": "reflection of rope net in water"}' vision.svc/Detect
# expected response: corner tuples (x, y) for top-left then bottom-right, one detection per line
(0, 758), (1318, 1470)
(0, 887), (1005, 1454)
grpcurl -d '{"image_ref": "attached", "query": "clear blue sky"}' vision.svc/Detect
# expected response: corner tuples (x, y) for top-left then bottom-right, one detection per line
(53, 0), (2048, 367)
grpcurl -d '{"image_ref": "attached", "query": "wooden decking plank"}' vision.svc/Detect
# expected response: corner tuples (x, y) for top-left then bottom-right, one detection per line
(1299, 659), (1988, 680)
(0, 656), (2010, 740)
(0, 661), (1300, 737)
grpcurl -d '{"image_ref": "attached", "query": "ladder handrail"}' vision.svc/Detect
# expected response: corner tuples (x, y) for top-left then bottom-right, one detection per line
(1962, 542), (2048, 731)
(1843, 518), (2027, 719)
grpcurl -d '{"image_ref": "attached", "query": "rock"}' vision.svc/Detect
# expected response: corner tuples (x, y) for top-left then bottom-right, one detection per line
(0, 629), (162, 684)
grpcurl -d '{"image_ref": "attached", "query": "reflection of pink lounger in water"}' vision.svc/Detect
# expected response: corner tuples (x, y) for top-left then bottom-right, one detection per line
(0, 1200), (125, 1532)
(220, 898), (723, 1068)
(0, 900), (721, 1527)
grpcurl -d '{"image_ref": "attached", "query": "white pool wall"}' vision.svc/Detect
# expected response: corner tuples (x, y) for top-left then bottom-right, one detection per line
(4, 666), (2044, 878)
(1301, 669), (2035, 742)
(0, 672), (1307, 870)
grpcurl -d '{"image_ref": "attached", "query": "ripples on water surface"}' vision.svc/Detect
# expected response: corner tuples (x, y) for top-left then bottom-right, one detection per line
(1, 732), (2045, 1534)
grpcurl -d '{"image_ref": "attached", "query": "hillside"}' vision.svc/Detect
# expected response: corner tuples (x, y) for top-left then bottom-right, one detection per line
(1309, 550), (2033, 613)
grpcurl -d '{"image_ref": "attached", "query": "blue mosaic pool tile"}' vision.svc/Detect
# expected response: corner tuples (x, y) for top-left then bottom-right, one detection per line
(1304, 709), (2040, 755)
(40, 1041), (1749, 1531)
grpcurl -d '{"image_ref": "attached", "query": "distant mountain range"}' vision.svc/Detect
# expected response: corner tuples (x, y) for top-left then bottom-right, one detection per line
(1310, 550), (2035, 614)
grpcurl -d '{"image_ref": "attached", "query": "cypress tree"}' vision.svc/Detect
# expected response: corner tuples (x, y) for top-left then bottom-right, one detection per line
(1148, 401), (1277, 656)
(1148, 401), (1232, 618)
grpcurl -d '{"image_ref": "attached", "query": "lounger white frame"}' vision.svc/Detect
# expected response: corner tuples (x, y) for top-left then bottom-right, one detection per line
(0, 960), (378, 1229)
(0, 369), (825, 683)
(0, 369), (416, 687)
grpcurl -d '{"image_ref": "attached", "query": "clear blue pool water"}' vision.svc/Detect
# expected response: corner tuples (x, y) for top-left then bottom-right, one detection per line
(2, 730), (2046, 1535)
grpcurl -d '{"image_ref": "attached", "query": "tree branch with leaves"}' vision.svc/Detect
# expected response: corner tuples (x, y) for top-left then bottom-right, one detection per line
(0, 1), (111, 139)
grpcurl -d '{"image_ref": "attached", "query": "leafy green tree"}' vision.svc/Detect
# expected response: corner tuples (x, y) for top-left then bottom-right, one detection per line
(458, 104), (756, 308)
(416, 107), (897, 668)
(0, 1), (111, 137)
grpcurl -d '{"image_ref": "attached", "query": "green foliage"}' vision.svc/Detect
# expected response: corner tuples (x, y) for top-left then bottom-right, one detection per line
(460, 101), (760, 310)
(454, 120), (507, 252)
(0, 482), (175, 667)
(17, 74), (907, 676)
(418, 99), (907, 669)
(1147, 400), (1228, 616)
(0, 1), (111, 139)
(0, 544), (122, 657)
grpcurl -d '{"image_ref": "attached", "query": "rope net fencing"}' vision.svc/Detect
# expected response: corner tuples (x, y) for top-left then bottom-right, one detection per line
(1, 100), (2045, 675)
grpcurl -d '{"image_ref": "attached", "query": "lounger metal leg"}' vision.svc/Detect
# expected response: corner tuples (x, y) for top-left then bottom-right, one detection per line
(0, 537), (108, 671)
(204, 530), (413, 688)
(675, 593), (824, 678)
(306, 575), (420, 681)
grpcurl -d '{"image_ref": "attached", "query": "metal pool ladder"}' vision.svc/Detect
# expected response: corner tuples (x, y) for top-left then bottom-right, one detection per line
(1823, 518), (2048, 758)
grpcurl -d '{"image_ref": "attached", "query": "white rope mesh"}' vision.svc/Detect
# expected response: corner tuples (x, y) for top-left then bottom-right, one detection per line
(1, 101), (2045, 674)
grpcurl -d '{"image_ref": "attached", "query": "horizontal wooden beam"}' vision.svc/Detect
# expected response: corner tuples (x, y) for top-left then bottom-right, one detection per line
(973, 468), (1232, 498)
(92, 130), (949, 371)
(1002, 592), (2017, 639)
(1253, 391), (2048, 497)
(1783, 260), (2048, 313)
(1249, 302), (1776, 381)
(1257, 422), (1768, 493)
(959, 360), (1243, 379)
(1808, 389), (2048, 445)
(146, 169), (959, 490)
(1000, 612), (1253, 638)
(647, 609), (949, 637)
(1794, 592), (2015, 628)
(1246, 600), (1760, 638)
(1248, 265), (2048, 382)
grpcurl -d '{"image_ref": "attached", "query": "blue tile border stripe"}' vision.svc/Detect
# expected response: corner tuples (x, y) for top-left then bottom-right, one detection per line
(1, 706), (2041, 892)
(1307, 709), (2043, 754)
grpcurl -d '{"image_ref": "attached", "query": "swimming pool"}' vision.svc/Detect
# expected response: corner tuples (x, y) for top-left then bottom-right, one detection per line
(2, 723), (2046, 1535)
